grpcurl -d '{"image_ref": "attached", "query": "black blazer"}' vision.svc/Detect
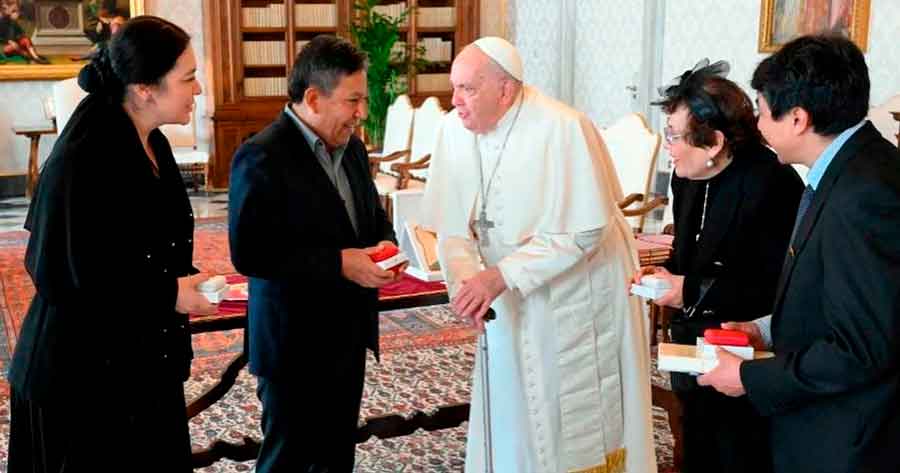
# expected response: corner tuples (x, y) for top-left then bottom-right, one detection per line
(9, 94), (195, 401)
(228, 111), (394, 380)
(666, 143), (803, 334)
(741, 123), (900, 473)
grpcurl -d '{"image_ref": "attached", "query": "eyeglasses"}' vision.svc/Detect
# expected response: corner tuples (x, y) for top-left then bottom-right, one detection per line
(664, 127), (685, 145)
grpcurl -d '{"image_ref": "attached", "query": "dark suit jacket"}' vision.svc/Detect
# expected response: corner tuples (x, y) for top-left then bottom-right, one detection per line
(228, 111), (394, 380)
(9, 94), (195, 402)
(666, 143), (804, 331)
(741, 123), (900, 473)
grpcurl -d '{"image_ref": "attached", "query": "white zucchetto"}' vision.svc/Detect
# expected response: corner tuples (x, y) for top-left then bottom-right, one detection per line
(472, 36), (523, 82)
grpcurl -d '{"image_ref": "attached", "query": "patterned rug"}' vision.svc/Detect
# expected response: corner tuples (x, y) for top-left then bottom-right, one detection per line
(0, 221), (677, 472)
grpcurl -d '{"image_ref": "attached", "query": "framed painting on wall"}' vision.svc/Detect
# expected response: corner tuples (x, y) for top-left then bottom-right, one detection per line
(0, 0), (143, 81)
(758, 0), (870, 53)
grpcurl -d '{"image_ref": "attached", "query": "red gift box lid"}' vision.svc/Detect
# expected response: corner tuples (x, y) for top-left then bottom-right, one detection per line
(704, 328), (750, 347)
(370, 245), (399, 262)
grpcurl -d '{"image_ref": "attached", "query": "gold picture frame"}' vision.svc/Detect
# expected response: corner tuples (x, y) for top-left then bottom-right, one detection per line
(0, 0), (144, 81)
(758, 0), (870, 53)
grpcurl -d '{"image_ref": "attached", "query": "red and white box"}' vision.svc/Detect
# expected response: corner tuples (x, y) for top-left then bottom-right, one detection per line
(658, 329), (773, 374)
(369, 245), (409, 274)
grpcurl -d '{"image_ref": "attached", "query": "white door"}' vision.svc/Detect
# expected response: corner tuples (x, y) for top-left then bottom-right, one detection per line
(572, 0), (649, 127)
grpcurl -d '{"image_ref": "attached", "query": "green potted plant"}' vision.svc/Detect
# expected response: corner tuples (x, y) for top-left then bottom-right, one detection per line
(350, 0), (425, 148)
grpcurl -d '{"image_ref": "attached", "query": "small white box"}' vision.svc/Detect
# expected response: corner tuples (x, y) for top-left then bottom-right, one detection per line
(697, 337), (755, 360)
(630, 283), (669, 299)
(201, 286), (228, 304)
(197, 275), (227, 292)
(375, 251), (409, 271)
(641, 275), (671, 289)
(197, 275), (228, 304)
(658, 343), (718, 374)
(658, 342), (774, 375)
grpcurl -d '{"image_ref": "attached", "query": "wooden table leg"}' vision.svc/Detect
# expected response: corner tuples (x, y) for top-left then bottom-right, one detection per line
(26, 134), (41, 198)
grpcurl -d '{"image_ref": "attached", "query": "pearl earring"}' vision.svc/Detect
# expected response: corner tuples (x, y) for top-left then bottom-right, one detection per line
(705, 158), (715, 168)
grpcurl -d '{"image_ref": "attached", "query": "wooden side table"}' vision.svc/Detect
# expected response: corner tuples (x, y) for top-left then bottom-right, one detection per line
(12, 122), (57, 198)
(891, 111), (899, 148)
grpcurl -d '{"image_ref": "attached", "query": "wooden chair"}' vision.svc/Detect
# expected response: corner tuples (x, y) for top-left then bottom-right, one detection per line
(52, 77), (88, 134)
(600, 113), (668, 233)
(369, 94), (415, 182)
(161, 115), (209, 191)
(391, 97), (446, 189)
(369, 95), (415, 220)
(868, 94), (900, 148)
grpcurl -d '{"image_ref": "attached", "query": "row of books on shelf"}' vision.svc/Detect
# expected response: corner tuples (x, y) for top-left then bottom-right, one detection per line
(245, 77), (288, 97)
(373, 2), (407, 25)
(418, 37), (453, 62)
(241, 4), (453, 29)
(243, 72), (450, 97)
(416, 73), (450, 92)
(379, 6), (456, 28)
(417, 6), (455, 28)
(241, 4), (286, 28)
(390, 38), (452, 62)
(243, 41), (287, 66)
(360, 73), (450, 93)
(294, 3), (338, 27)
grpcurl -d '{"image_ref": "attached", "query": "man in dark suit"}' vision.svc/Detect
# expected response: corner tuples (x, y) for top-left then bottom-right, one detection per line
(698, 35), (900, 473)
(228, 35), (402, 473)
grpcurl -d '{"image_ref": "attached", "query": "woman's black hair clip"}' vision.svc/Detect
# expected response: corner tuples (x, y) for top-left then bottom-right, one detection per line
(656, 58), (731, 126)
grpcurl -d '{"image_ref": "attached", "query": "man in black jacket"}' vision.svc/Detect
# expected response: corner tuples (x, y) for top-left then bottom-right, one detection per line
(699, 35), (900, 473)
(228, 35), (401, 473)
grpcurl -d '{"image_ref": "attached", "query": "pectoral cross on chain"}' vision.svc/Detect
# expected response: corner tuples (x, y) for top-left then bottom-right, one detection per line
(475, 210), (495, 247)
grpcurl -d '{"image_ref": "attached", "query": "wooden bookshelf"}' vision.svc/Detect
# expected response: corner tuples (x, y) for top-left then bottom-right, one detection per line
(203, 0), (477, 189)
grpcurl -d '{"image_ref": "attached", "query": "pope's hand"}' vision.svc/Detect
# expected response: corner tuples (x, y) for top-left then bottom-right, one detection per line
(697, 347), (746, 397)
(451, 267), (507, 332)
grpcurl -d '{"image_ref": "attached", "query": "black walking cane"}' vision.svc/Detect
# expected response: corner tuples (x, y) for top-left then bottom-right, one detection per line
(480, 307), (497, 473)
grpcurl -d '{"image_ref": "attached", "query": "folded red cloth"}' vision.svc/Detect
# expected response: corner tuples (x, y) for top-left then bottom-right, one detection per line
(704, 328), (751, 347)
(200, 273), (446, 318)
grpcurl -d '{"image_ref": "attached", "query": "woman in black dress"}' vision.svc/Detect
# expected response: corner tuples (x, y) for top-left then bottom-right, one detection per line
(6, 16), (217, 472)
(635, 60), (804, 473)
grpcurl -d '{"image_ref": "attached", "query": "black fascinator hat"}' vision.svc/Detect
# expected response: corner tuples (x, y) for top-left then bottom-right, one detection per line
(655, 58), (731, 128)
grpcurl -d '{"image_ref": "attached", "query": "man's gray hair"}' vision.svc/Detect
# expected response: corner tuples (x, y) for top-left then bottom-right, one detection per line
(288, 35), (369, 102)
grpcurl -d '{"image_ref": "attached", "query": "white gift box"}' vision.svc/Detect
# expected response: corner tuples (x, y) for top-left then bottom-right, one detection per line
(641, 275), (671, 289)
(201, 286), (228, 304)
(658, 343), (719, 374)
(630, 275), (671, 299)
(658, 339), (773, 375)
(697, 337), (755, 360)
(197, 275), (227, 304)
(630, 284), (669, 299)
(375, 251), (409, 271)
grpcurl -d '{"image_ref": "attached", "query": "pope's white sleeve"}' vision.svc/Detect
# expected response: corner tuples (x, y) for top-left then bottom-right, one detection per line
(496, 227), (604, 298)
(437, 235), (483, 298)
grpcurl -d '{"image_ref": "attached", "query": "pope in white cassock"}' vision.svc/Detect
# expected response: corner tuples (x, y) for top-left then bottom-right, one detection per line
(421, 37), (657, 473)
